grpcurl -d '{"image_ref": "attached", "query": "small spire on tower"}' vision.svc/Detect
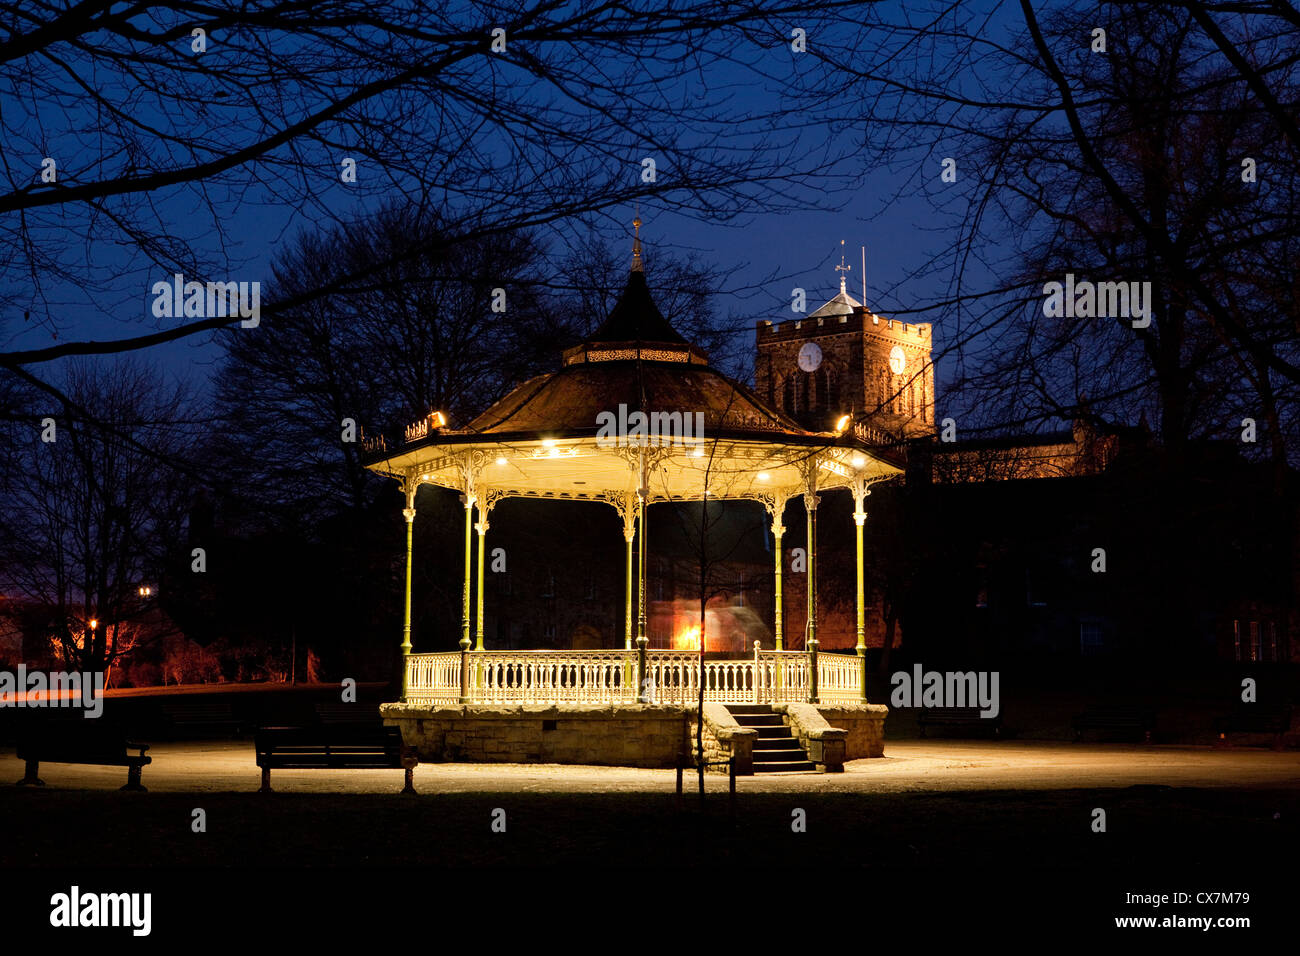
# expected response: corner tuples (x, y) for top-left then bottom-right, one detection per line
(834, 239), (851, 295)
(632, 210), (644, 273)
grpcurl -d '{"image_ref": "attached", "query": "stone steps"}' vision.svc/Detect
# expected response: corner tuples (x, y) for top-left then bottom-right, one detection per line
(725, 704), (775, 716)
(725, 704), (818, 774)
(749, 725), (795, 739)
(730, 713), (784, 726)
(753, 759), (817, 773)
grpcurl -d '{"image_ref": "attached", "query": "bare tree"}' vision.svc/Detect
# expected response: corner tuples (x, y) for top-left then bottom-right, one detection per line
(0, 0), (878, 393)
(0, 359), (194, 675)
(212, 204), (557, 518)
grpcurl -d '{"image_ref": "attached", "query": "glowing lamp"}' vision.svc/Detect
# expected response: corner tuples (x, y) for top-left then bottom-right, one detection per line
(674, 625), (702, 651)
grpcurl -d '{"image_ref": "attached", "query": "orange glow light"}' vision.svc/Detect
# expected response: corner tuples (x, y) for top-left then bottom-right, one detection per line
(673, 624), (701, 651)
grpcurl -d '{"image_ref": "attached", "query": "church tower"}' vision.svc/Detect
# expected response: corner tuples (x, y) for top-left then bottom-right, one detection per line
(754, 263), (934, 441)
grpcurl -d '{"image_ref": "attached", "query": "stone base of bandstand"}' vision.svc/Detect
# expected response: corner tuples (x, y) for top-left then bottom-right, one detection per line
(380, 701), (889, 774)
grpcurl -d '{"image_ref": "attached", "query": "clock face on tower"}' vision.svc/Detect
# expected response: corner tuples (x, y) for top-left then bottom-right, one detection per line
(797, 341), (823, 372)
(889, 345), (907, 375)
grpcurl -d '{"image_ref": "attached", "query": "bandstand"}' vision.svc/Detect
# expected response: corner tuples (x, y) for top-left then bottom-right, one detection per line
(366, 227), (898, 770)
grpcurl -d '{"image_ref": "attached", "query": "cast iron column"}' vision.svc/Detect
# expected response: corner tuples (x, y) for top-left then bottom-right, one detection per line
(636, 486), (648, 699)
(400, 488), (416, 702)
(805, 490), (820, 704)
(772, 517), (785, 651)
(460, 492), (475, 651)
(475, 511), (489, 650)
(854, 484), (869, 702)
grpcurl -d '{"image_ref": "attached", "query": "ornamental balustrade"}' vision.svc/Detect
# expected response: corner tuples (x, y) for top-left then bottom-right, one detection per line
(815, 651), (863, 703)
(402, 646), (863, 706)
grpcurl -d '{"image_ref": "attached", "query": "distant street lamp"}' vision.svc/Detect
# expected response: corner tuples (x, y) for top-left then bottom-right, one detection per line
(138, 586), (152, 597)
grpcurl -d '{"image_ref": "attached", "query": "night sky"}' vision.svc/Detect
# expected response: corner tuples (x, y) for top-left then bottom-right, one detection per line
(1, 1), (1021, 396)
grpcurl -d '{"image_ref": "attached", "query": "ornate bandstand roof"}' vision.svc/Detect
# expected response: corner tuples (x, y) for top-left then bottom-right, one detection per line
(363, 230), (902, 508)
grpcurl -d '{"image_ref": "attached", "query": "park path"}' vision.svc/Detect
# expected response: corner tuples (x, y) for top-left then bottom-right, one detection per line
(2, 739), (1297, 794)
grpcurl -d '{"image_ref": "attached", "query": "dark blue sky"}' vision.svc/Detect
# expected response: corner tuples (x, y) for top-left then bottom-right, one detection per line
(3, 1), (1017, 401)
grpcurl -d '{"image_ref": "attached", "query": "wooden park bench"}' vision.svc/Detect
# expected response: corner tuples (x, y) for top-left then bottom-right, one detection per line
(918, 707), (1002, 738)
(162, 699), (245, 739)
(16, 720), (151, 791)
(1072, 704), (1155, 742)
(1215, 704), (1293, 750)
(254, 726), (417, 794)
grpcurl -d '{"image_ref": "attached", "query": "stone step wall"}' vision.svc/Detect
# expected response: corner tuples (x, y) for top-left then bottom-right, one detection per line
(690, 703), (755, 774)
(776, 702), (888, 761)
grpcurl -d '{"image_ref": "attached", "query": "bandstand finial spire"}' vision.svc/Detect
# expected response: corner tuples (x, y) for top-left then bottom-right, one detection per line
(632, 208), (644, 273)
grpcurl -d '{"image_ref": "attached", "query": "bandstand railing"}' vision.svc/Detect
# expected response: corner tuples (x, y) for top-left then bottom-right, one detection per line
(402, 646), (864, 706)
(816, 651), (864, 703)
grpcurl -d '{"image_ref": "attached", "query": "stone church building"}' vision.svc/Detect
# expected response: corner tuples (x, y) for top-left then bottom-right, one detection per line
(754, 274), (935, 441)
